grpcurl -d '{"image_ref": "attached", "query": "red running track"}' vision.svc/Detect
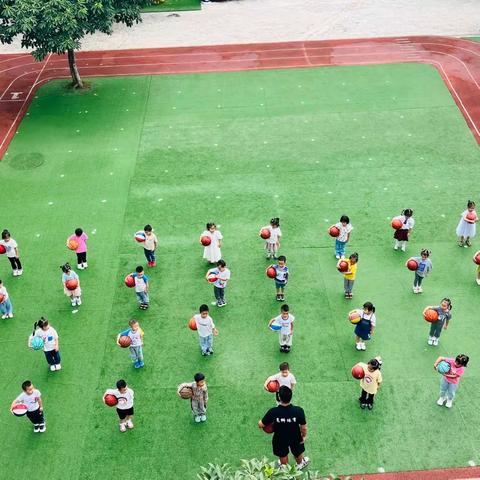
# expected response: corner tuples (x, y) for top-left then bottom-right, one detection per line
(1, 36), (480, 478)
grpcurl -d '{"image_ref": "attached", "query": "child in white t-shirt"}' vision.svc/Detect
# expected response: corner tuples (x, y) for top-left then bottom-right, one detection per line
(117, 319), (145, 368)
(0, 229), (23, 276)
(260, 217), (282, 259)
(0, 279), (14, 319)
(393, 208), (414, 251)
(329, 215), (353, 259)
(200, 222), (223, 264)
(103, 379), (135, 433)
(28, 317), (61, 371)
(10, 380), (45, 432)
(61, 263), (81, 307)
(143, 224), (158, 267)
(131, 265), (149, 310)
(206, 259), (231, 307)
(191, 304), (219, 356)
(268, 304), (295, 353)
(264, 362), (297, 391)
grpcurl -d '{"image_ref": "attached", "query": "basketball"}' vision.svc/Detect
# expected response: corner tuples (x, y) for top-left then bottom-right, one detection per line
(201, 236), (211, 246)
(118, 335), (131, 348)
(177, 385), (193, 400)
(124, 275), (135, 288)
(351, 363), (365, 379)
(134, 231), (146, 242)
(266, 266), (276, 278)
(0, 294), (4, 303)
(465, 211), (476, 223)
(0, 245), (5, 254)
(269, 322), (281, 331)
(348, 309), (362, 324)
(188, 318), (197, 330)
(423, 308), (438, 323)
(31, 336), (44, 350)
(263, 423), (274, 434)
(260, 228), (271, 239)
(391, 218), (402, 230)
(329, 226), (340, 237)
(473, 251), (480, 265)
(104, 394), (118, 407)
(11, 403), (28, 417)
(65, 278), (78, 291)
(436, 360), (451, 374)
(207, 274), (217, 283)
(406, 259), (418, 271)
(266, 380), (280, 393)
(337, 260), (348, 273)
(67, 239), (79, 251)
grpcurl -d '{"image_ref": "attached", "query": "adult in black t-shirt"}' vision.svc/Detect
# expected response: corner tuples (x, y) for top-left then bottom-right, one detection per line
(258, 386), (310, 470)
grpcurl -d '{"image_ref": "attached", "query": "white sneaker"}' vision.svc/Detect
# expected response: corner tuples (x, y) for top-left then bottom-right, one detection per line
(7, 313), (13, 318)
(412, 286), (418, 293)
(76, 297), (82, 306)
(432, 338), (439, 346)
(126, 420), (134, 429)
(83, 262), (88, 268)
(436, 397), (446, 406)
(417, 286), (423, 293)
(38, 424), (46, 433)
(427, 337), (434, 346)
(77, 264), (84, 270)
(296, 457), (310, 471)
(1, 314), (7, 319)
(355, 343), (362, 351)
(50, 365), (56, 372)
(335, 255), (340, 259)
(17, 269), (23, 276)
(194, 416), (202, 423)
(476, 278), (480, 285)
(71, 300), (77, 307)
(119, 423), (127, 432)
(394, 242), (399, 250)
(13, 270), (18, 276)
(200, 415), (207, 422)
(445, 399), (453, 408)
(361, 343), (366, 350)
(55, 364), (62, 370)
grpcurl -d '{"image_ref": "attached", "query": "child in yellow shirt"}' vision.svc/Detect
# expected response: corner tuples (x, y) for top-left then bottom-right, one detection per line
(342, 252), (358, 299)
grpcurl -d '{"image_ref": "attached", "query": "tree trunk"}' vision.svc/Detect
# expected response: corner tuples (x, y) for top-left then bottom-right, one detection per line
(67, 49), (83, 89)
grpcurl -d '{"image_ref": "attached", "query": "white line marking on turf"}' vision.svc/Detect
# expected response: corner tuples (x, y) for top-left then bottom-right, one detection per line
(387, 217), (391, 220)
(216, 167), (219, 170)
(266, 164), (270, 168)
(157, 198), (163, 202)
(274, 194), (279, 198)
(101, 199), (107, 203)
(434, 185), (439, 188)
(441, 214), (446, 217)
(168, 146), (172, 149)
(60, 174), (64, 178)
(92, 229), (97, 234)
(214, 143), (218, 147)
(72, 309), (78, 314)
(468, 460), (476, 466)
(36, 233), (40, 237)
(384, 187), (388, 190)
(48, 201), (53, 205)
(377, 467), (385, 473)
(328, 191), (332, 194)
(215, 196), (221, 199)
(110, 172), (114, 175)
(164, 170), (168, 173)
(324, 219), (329, 222)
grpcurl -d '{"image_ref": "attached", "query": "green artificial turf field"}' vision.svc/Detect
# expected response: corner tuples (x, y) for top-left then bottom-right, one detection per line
(142, 0), (201, 13)
(1, 63), (480, 479)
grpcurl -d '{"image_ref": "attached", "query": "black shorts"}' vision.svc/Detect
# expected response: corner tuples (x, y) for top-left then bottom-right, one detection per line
(116, 407), (134, 419)
(26, 408), (44, 425)
(272, 437), (305, 458)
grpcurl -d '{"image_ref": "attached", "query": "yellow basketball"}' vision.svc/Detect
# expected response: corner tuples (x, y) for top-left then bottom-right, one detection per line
(348, 309), (362, 324)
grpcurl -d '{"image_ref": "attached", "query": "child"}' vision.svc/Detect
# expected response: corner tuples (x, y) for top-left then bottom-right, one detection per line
(426, 298), (452, 346)
(0, 279), (13, 319)
(268, 304), (295, 353)
(206, 259), (230, 307)
(329, 215), (353, 259)
(103, 379), (135, 432)
(200, 222), (223, 264)
(264, 362), (297, 391)
(340, 252), (358, 299)
(28, 317), (61, 371)
(0, 229), (22, 276)
(143, 224), (158, 267)
(411, 249), (432, 293)
(270, 255), (289, 301)
(67, 228), (88, 270)
(132, 266), (149, 310)
(354, 302), (376, 351)
(191, 304), (218, 356)
(393, 208), (414, 251)
(189, 372), (208, 423)
(358, 357), (382, 410)
(10, 380), (45, 432)
(456, 200), (478, 247)
(434, 354), (469, 408)
(117, 319), (145, 368)
(61, 263), (81, 307)
(261, 217), (282, 259)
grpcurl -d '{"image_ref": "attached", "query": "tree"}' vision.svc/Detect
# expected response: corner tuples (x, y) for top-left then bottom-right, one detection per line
(0, 0), (147, 88)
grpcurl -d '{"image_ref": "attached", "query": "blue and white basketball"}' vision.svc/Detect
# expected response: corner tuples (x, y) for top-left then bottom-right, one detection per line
(269, 322), (281, 331)
(437, 360), (451, 375)
(134, 231), (146, 243)
(31, 336), (44, 351)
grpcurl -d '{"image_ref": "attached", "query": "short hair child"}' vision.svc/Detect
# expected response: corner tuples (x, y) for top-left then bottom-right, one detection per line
(190, 372), (208, 423)
(206, 259), (231, 307)
(411, 248), (432, 294)
(0, 229), (22, 276)
(132, 265), (149, 310)
(117, 319), (145, 368)
(143, 224), (158, 268)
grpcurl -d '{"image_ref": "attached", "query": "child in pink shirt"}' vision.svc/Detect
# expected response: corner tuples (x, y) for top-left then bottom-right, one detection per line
(67, 228), (89, 270)
(434, 354), (469, 409)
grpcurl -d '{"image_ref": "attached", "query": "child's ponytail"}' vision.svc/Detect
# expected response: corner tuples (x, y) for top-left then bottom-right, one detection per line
(441, 298), (452, 310)
(467, 200), (476, 209)
(402, 208), (413, 217)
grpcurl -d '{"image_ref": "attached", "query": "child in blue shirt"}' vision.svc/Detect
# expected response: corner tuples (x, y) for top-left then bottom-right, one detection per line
(131, 266), (149, 310)
(117, 319), (145, 368)
(270, 255), (289, 301)
(411, 249), (432, 294)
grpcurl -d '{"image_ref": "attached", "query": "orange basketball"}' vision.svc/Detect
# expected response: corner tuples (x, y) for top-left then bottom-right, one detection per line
(188, 318), (197, 330)
(406, 259), (418, 271)
(423, 308), (439, 323)
(263, 423), (274, 434)
(337, 260), (348, 273)
(328, 226), (340, 237)
(67, 239), (79, 251)
(65, 279), (78, 291)
(473, 251), (480, 265)
(124, 275), (135, 288)
(465, 211), (476, 223)
(391, 218), (402, 230)
(201, 236), (211, 246)
(118, 335), (132, 348)
(260, 228), (271, 239)
(0, 294), (5, 303)
(0, 245), (6, 254)
(266, 266), (276, 278)
(266, 380), (280, 393)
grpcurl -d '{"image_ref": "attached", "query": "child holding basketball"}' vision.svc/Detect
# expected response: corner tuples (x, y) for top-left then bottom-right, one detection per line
(61, 263), (81, 307)
(11, 380), (45, 433)
(411, 249), (432, 294)
(200, 222), (223, 264)
(260, 217), (282, 259)
(393, 208), (414, 251)
(268, 304), (295, 353)
(269, 255), (289, 301)
(206, 259), (230, 307)
(28, 317), (61, 371)
(187, 372), (208, 423)
(264, 362), (297, 391)
(354, 302), (376, 351)
(329, 215), (353, 259)
(340, 252), (358, 299)
(117, 319), (144, 368)
(0, 229), (22, 276)
(456, 200), (478, 247)
(191, 304), (218, 356)
(426, 298), (452, 346)
(434, 354), (469, 408)
(0, 279), (14, 319)
(67, 228), (88, 270)
(358, 357), (382, 410)
(132, 266), (149, 310)
(143, 224), (158, 267)
(103, 379), (135, 432)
